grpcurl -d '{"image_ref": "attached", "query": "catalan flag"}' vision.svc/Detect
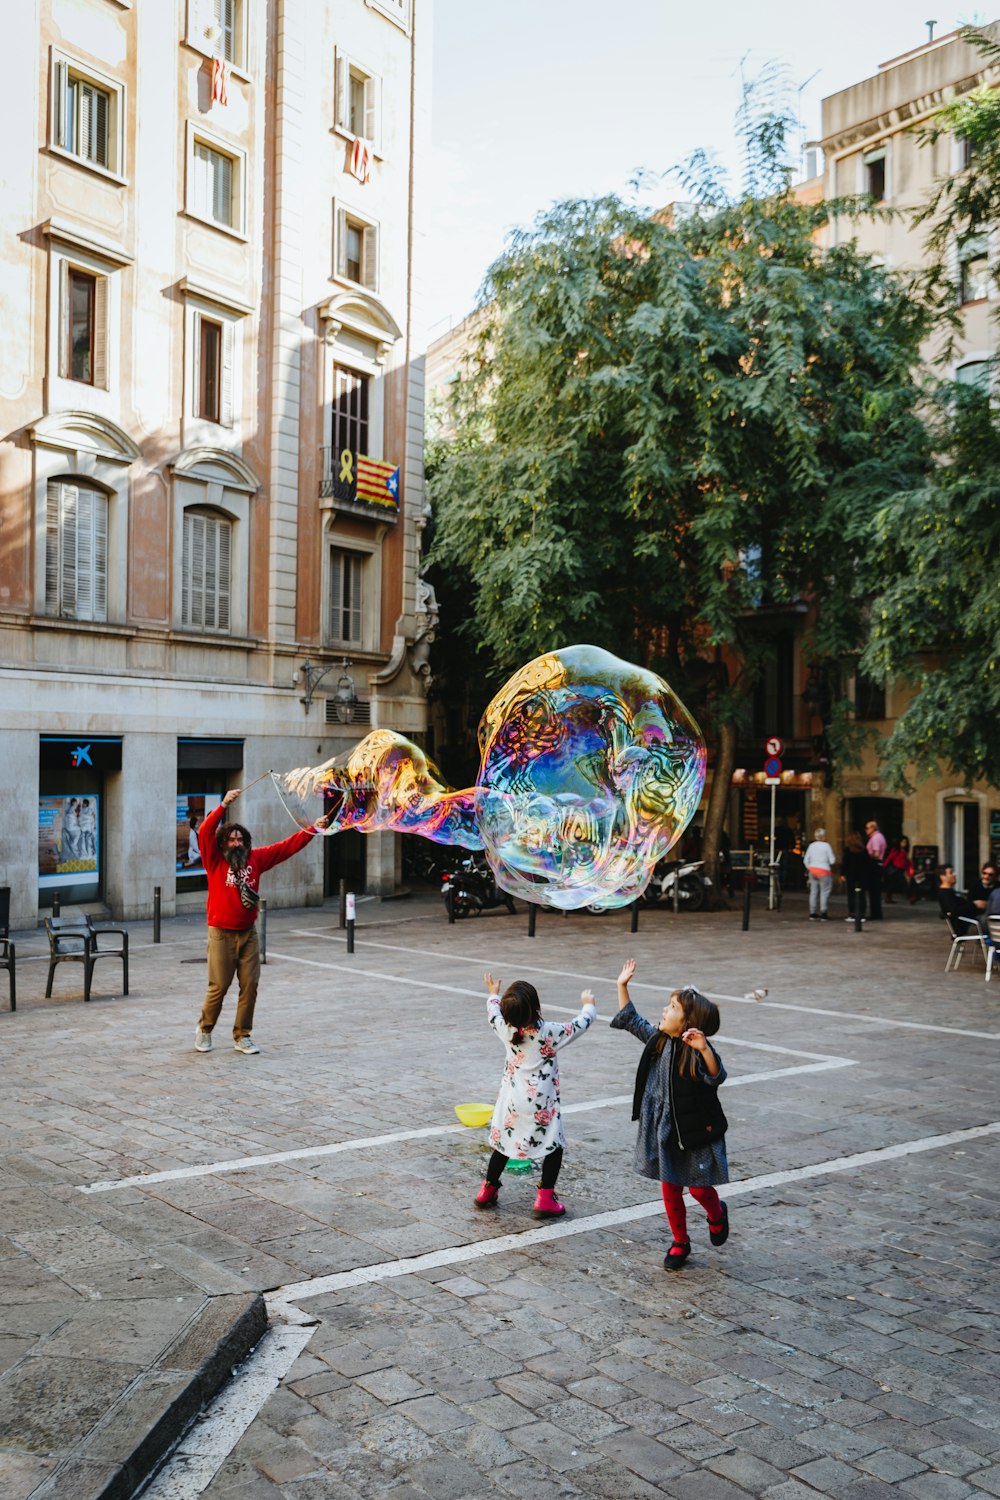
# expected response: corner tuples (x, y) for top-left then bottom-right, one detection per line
(355, 454), (400, 510)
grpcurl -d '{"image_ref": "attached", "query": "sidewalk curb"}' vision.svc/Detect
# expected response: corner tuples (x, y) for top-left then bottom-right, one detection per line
(26, 1292), (267, 1500)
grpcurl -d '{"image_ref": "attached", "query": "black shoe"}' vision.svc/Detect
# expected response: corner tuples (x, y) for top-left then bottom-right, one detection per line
(709, 1202), (729, 1247)
(663, 1240), (691, 1270)
(819, 912), (829, 921)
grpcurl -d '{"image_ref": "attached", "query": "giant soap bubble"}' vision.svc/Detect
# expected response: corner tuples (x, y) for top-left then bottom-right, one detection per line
(274, 645), (706, 910)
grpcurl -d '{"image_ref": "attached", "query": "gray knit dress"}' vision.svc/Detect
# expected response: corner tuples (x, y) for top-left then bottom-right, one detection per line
(611, 1000), (729, 1187)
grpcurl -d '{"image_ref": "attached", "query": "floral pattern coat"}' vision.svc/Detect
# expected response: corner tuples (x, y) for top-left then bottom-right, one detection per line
(486, 991), (597, 1159)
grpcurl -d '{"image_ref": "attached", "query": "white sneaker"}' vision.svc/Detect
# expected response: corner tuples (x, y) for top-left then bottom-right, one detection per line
(234, 1036), (260, 1055)
(195, 1027), (212, 1052)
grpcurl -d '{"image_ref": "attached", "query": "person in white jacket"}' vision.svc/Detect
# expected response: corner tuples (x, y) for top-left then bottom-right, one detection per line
(803, 827), (837, 920)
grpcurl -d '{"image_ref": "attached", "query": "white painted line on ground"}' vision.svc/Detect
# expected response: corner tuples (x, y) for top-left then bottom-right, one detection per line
(285, 931), (1000, 1040)
(78, 1059), (853, 1194)
(138, 1315), (315, 1499)
(271, 1119), (1000, 1309)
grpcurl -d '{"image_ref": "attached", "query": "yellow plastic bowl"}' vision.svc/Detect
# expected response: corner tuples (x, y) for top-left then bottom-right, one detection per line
(454, 1103), (494, 1128)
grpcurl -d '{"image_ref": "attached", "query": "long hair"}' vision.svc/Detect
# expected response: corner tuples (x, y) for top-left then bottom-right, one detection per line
(217, 821), (253, 855)
(655, 985), (720, 1078)
(500, 980), (541, 1042)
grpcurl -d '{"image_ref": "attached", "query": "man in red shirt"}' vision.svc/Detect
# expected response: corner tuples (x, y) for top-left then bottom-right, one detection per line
(194, 787), (327, 1055)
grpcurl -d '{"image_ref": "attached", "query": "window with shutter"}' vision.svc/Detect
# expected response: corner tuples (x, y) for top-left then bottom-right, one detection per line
(183, 509), (233, 633)
(189, 134), (241, 231)
(53, 54), (123, 176)
(334, 206), (379, 289)
(361, 225), (378, 291)
(330, 548), (364, 645)
(45, 479), (108, 622)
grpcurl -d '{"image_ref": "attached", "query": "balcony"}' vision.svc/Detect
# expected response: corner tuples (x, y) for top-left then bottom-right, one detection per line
(319, 446), (400, 520)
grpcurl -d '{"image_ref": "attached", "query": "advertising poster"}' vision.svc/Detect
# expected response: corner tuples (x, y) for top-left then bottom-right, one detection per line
(176, 794), (222, 879)
(38, 795), (100, 887)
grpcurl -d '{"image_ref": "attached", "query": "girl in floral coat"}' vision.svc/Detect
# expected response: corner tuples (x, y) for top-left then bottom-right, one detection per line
(476, 971), (597, 1217)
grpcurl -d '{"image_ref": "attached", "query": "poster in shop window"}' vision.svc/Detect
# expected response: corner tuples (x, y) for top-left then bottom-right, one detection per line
(38, 795), (100, 887)
(176, 794), (222, 878)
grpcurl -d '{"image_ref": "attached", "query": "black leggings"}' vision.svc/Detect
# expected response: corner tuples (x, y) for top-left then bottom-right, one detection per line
(487, 1147), (562, 1189)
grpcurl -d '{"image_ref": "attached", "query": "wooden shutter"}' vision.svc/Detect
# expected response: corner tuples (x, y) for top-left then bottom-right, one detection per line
(58, 260), (71, 377)
(93, 87), (109, 167)
(330, 549), (343, 638)
(45, 482), (62, 612)
(92, 492), (108, 620)
(60, 485), (79, 618)
(213, 149), (233, 225)
(334, 53), (348, 131)
(192, 141), (210, 219)
(215, 0), (236, 63)
(54, 59), (69, 148)
(335, 207), (348, 278)
(75, 488), (95, 619)
(361, 224), (377, 290)
(216, 517), (231, 631)
(220, 320), (235, 427)
(363, 74), (379, 149)
(347, 554), (362, 642)
(185, 511), (205, 627)
(191, 311), (201, 417)
(93, 275), (108, 389)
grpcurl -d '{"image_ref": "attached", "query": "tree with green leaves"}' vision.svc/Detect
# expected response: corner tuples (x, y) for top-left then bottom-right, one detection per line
(860, 26), (1000, 791)
(427, 112), (929, 889)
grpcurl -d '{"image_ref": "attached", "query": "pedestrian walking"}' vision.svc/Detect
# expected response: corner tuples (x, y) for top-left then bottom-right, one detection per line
(840, 831), (872, 922)
(612, 958), (729, 1271)
(803, 827), (837, 919)
(475, 971), (597, 1218)
(194, 788), (329, 1056)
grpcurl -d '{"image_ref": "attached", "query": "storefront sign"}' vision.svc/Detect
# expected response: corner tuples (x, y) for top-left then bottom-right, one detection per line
(38, 795), (100, 887)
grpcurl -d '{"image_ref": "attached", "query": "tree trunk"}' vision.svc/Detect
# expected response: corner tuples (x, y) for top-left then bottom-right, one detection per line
(701, 717), (738, 908)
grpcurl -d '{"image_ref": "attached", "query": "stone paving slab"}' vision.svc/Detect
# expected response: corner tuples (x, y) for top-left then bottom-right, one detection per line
(1, 890), (998, 1497)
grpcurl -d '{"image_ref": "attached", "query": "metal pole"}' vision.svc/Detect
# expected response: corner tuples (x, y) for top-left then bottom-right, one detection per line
(673, 866), (680, 915)
(854, 889), (863, 933)
(446, 886), (456, 924)
(768, 783), (777, 907)
(630, 900), (639, 934)
(52, 893), (60, 918)
(339, 878), (347, 929)
(346, 892), (356, 954)
(527, 904), (537, 938)
(153, 886), (161, 944)
(259, 899), (267, 964)
(742, 877), (752, 931)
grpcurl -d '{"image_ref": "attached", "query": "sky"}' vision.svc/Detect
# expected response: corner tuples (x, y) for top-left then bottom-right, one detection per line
(426, 0), (989, 338)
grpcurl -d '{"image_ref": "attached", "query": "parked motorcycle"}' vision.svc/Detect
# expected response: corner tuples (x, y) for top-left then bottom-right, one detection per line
(442, 854), (517, 918)
(641, 857), (711, 911)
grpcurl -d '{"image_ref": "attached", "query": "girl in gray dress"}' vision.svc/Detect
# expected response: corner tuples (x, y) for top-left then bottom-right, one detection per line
(612, 958), (729, 1270)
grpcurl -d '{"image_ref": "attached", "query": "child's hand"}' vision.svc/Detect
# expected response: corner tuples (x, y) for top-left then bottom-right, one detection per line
(581, 987), (596, 1006)
(484, 971), (501, 996)
(682, 1027), (709, 1053)
(617, 958), (636, 985)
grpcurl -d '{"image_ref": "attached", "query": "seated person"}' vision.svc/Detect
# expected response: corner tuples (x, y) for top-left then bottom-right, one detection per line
(967, 863), (997, 911)
(938, 865), (981, 926)
(985, 884), (1000, 922)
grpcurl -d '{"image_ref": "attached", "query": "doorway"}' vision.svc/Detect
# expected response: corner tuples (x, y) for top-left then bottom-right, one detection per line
(944, 800), (980, 892)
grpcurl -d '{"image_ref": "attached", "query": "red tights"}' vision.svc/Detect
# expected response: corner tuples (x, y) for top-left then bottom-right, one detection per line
(661, 1181), (723, 1244)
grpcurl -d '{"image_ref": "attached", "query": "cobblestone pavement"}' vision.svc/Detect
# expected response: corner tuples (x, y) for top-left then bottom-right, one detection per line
(2, 890), (998, 1499)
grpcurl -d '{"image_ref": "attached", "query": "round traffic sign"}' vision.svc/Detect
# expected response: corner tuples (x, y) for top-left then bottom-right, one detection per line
(764, 756), (782, 778)
(765, 736), (784, 757)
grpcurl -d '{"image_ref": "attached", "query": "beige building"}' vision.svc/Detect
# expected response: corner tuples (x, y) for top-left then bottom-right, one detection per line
(803, 23), (1000, 884)
(0, 0), (435, 928)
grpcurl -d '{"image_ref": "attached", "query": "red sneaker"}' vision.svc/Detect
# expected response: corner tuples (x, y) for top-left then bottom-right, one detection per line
(474, 1181), (499, 1209)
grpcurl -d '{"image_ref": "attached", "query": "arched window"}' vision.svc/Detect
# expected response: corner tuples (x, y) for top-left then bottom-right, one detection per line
(182, 507), (232, 632)
(45, 478), (109, 621)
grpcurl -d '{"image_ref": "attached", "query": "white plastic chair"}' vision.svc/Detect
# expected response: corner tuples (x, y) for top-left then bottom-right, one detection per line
(944, 911), (986, 972)
(985, 916), (1000, 982)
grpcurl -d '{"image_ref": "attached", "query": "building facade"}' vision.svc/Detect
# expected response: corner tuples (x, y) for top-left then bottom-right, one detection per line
(804, 23), (1000, 884)
(0, 0), (434, 928)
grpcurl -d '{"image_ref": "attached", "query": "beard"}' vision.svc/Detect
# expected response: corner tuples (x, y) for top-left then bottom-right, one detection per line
(225, 844), (248, 874)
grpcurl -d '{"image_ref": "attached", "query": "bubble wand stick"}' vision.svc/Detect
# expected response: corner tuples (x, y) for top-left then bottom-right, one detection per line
(234, 770), (275, 796)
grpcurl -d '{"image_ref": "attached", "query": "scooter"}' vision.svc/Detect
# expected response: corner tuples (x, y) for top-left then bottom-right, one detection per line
(642, 857), (711, 911)
(442, 854), (517, 918)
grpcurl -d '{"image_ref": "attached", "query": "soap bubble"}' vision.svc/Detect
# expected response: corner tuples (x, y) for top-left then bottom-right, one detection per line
(273, 644), (705, 910)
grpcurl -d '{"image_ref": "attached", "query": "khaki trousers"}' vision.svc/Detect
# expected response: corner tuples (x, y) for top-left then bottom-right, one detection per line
(199, 925), (260, 1039)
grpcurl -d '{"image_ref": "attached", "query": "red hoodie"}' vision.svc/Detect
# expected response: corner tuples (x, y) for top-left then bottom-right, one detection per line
(199, 801), (318, 930)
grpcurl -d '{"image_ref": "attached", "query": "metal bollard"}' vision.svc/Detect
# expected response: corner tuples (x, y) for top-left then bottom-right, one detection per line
(153, 886), (161, 944)
(742, 878), (751, 931)
(446, 886), (456, 924)
(339, 878), (347, 930)
(854, 889), (863, 933)
(630, 901), (639, 933)
(259, 899), (267, 964)
(527, 904), (537, 938)
(346, 892), (356, 954)
(52, 893), (60, 918)
(673, 872), (680, 915)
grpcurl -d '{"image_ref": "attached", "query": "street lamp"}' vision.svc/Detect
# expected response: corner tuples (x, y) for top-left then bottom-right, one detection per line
(294, 658), (357, 718)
